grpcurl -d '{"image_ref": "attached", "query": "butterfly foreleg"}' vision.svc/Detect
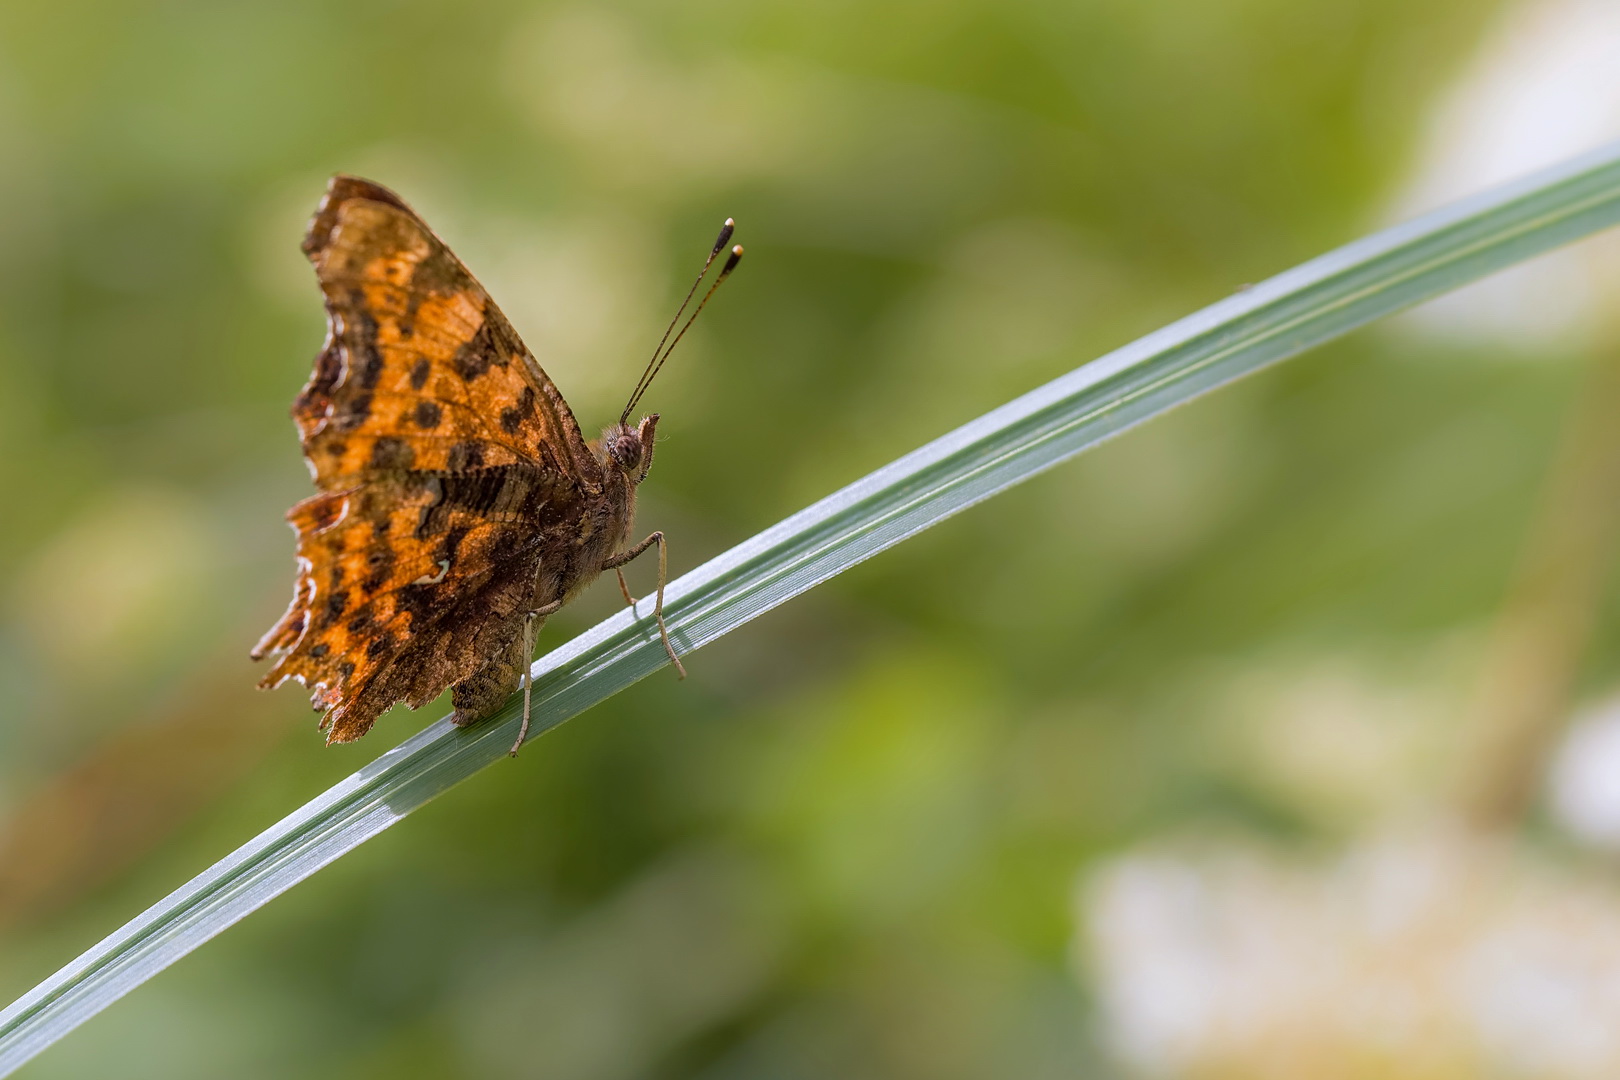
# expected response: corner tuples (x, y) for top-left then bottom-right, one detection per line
(602, 531), (686, 679)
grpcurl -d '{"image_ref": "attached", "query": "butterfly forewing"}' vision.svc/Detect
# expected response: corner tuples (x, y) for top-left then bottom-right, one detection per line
(295, 179), (597, 486)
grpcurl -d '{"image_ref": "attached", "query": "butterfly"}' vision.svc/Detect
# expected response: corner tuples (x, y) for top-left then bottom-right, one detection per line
(251, 175), (741, 754)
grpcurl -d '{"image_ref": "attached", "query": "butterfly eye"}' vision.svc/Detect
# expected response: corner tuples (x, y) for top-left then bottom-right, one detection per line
(611, 432), (643, 472)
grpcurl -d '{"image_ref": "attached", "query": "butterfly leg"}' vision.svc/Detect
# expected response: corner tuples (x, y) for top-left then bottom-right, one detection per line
(602, 531), (687, 679)
(514, 611), (537, 758)
(510, 598), (566, 757)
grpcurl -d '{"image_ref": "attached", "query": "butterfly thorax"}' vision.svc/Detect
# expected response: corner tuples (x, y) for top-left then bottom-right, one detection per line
(529, 413), (658, 611)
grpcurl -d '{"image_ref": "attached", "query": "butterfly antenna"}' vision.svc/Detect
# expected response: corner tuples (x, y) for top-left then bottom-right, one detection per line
(621, 219), (740, 424)
(623, 242), (744, 422)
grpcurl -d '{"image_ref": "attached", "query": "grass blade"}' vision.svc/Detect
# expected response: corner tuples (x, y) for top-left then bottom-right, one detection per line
(5, 141), (1620, 1074)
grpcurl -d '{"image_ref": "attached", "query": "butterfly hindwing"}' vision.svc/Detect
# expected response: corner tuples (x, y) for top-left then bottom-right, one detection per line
(251, 473), (583, 742)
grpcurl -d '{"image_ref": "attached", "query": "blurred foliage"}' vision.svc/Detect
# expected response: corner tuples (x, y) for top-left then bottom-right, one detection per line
(8, 0), (1620, 1077)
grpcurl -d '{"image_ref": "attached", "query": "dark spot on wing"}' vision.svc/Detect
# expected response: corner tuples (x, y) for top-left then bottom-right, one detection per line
(337, 660), (355, 681)
(347, 292), (384, 390)
(452, 319), (499, 380)
(413, 400), (442, 429)
(331, 393), (372, 432)
(309, 642), (330, 659)
(409, 358), (431, 390)
(324, 589), (350, 624)
(366, 632), (397, 660)
(499, 385), (535, 434)
(368, 436), (414, 471)
(360, 547), (395, 592)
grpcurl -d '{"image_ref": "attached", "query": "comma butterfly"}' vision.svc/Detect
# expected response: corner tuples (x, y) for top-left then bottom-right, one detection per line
(252, 176), (740, 754)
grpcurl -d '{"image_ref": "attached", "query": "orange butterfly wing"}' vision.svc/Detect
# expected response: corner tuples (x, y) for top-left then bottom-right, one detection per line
(290, 176), (593, 485)
(252, 176), (603, 742)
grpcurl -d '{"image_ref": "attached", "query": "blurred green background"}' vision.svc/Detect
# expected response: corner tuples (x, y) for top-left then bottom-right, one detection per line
(5, 0), (1620, 1076)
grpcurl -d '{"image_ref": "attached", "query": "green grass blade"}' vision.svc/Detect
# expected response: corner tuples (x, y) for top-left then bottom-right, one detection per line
(5, 141), (1620, 1074)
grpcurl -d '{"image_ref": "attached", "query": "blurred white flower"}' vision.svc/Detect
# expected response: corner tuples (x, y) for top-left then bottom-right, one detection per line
(1079, 830), (1620, 1079)
(1548, 696), (1620, 848)
(1390, 0), (1620, 349)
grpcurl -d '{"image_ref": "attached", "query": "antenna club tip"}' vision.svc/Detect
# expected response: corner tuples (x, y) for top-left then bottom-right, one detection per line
(732, 244), (744, 255)
(711, 219), (737, 256)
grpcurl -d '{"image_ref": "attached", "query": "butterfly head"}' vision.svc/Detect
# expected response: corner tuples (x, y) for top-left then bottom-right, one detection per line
(603, 413), (658, 483)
